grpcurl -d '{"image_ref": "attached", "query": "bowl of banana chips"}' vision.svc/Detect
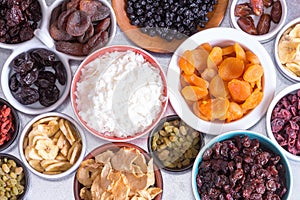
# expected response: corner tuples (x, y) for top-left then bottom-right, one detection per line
(19, 112), (86, 180)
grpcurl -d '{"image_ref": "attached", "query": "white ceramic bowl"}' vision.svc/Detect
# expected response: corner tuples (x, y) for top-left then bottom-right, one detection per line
(71, 45), (168, 142)
(230, 0), (287, 43)
(0, 42), (72, 115)
(192, 130), (292, 200)
(167, 27), (276, 135)
(33, 0), (117, 61)
(266, 83), (300, 162)
(274, 17), (300, 82)
(19, 112), (87, 180)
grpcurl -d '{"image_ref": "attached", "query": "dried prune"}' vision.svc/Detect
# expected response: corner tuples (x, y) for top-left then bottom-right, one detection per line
(9, 73), (20, 92)
(271, 1), (282, 23)
(237, 16), (258, 35)
(18, 67), (39, 85)
(39, 85), (60, 107)
(35, 71), (56, 88)
(12, 52), (34, 74)
(66, 10), (91, 36)
(14, 87), (39, 105)
(52, 61), (67, 85)
(30, 49), (56, 65)
(257, 13), (271, 35)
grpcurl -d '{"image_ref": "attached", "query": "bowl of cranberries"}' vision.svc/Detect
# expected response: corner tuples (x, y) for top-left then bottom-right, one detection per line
(192, 130), (292, 200)
(0, 42), (72, 115)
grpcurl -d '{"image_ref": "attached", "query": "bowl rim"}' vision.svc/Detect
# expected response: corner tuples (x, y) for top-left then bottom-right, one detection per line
(229, 0), (287, 43)
(70, 44), (168, 142)
(0, 44), (72, 115)
(274, 17), (300, 82)
(167, 27), (276, 135)
(73, 142), (163, 200)
(266, 83), (300, 161)
(18, 112), (87, 180)
(147, 114), (205, 172)
(0, 153), (30, 200)
(191, 130), (293, 200)
(0, 97), (20, 152)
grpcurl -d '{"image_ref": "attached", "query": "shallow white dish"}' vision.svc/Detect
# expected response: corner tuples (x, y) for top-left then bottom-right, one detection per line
(266, 83), (300, 162)
(230, 0), (287, 43)
(274, 17), (300, 82)
(0, 41), (72, 115)
(167, 27), (276, 135)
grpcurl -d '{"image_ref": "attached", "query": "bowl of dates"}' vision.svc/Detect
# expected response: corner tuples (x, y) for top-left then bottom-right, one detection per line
(167, 27), (276, 135)
(147, 115), (204, 172)
(266, 83), (300, 162)
(38, 0), (117, 61)
(0, 98), (19, 152)
(19, 112), (87, 180)
(274, 17), (300, 82)
(192, 130), (292, 200)
(230, 0), (287, 43)
(0, 44), (72, 115)
(0, 0), (45, 49)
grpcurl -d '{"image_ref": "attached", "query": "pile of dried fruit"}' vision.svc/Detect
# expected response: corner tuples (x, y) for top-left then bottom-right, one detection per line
(0, 104), (14, 146)
(234, 0), (282, 35)
(0, 0), (42, 44)
(9, 48), (67, 107)
(178, 42), (264, 122)
(23, 116), (82, 175)
(76, 147), (162, 200)
(50, 0), (112, 56)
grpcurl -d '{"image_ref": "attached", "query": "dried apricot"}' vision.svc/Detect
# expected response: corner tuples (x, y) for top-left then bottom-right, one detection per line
(234, 43), (246, 62)
(218, 57), (245, 81)
(211, 98), (230, 120)
(243, 64), (264, 82)
(222, 45), (234, 56)
(207, 47), (223, 69)
(201, 68), (217, 82)
(191, 48), (209, 72)
(228, 79), (252, 102)
(197, 42), (212, 52)
(226, 102), (243, 122)
(183, 74), (207, 88)
(209, 75), (228, 98)
(178, 50), (195, 75)
(181, 86), (208, 101)
(241, 88), (263, 112)
(245, 50), (260, 64)
(198, 99), (213, 121)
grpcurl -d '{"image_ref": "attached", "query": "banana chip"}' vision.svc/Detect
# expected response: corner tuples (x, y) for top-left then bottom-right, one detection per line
(45, 161), (72, 172)
(29, 160), (44, 173)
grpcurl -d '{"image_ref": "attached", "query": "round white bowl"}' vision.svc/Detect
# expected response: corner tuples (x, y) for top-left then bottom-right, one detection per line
(266, 83), (300, 162)
(0, 42), (72, 115)
(167, 27), (276, 135)
(274, 17), (300, 82)
(71, 45), (168, 142)
(19, 112), (87, 180)
(192, 130), (292, 200)
(33, 0), (117, 61)
(230, 0), (287, 43)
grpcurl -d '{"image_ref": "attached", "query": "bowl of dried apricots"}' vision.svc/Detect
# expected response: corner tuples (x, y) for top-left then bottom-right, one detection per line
(167, 27), (276, 135)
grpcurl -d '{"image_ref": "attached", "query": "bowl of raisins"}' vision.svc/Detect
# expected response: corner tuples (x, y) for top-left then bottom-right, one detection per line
(0, 0), (46, 49)
(0, 43), (72, 115)
(192, 130), (292, 200)
(230, 0), (287, 43)
(266, 83), (300, 162)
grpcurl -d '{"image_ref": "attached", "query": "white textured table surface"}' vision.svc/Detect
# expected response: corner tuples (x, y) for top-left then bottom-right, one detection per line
(0, 0), (299, 199)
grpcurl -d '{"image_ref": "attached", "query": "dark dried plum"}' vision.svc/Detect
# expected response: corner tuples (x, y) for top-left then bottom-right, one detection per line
(9, 73), (20, 92)
(35, 71), (56, 88)
(66, 10), (91, 37)
(17, 67), (39, 85)
(30, 49), (56, 65)
(13, 87), (39, 105)
(39, 85), (60, 107)
(12, 52), (34, 74)
(52, 61), (67, 85)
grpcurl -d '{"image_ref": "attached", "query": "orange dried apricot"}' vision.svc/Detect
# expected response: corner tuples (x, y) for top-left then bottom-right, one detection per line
(228, 79), (252, 102)
(222, 45), (234, 56)
(198, 99), (213, 121)
(201, 68), (217, 82)
(241, 88), (263, 112)
(211, 98), (230, 120)
(178, 50), (195, 75)
(191, 48), (209, 72)
(209, 75), (228, 98)
(245, 50), (260, 64)
(181, 85), (208, 101)
(243, 64), (264, 83)
(183, 74), (207, 88)
(218, 57), (245, 81)
(197, 42), (212, 52)
(207, 47), (223, 69)
(226, 102), (243, 122)
(234, 43), (246, 62)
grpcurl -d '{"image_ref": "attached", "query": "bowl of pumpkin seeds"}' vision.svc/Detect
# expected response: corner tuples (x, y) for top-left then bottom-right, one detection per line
(147, 115), (205, 172)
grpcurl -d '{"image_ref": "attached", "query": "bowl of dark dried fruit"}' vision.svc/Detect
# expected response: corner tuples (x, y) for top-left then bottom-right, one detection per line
(192, 130), (292, 200)
(0, 43), (71, 115)
(147, 115), (205, 172)
(0, 0), (45, 49)
(34, 0), (117, 61)
(230, 0), (287, 43)
(266, 83), (300, 162)
(0, 98), (19, 152)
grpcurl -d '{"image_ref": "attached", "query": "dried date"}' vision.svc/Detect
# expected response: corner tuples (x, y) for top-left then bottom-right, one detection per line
(237, 16), (258, 35)
(271, 1), (282, 23)
(234, 3), (253, 17)
(257, 14), (271, 35)
(263, 0), (273, 7)
(250, 0), (264, 16)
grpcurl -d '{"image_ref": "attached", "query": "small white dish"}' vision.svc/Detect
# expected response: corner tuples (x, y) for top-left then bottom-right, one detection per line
(230, 0), (287, 43)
